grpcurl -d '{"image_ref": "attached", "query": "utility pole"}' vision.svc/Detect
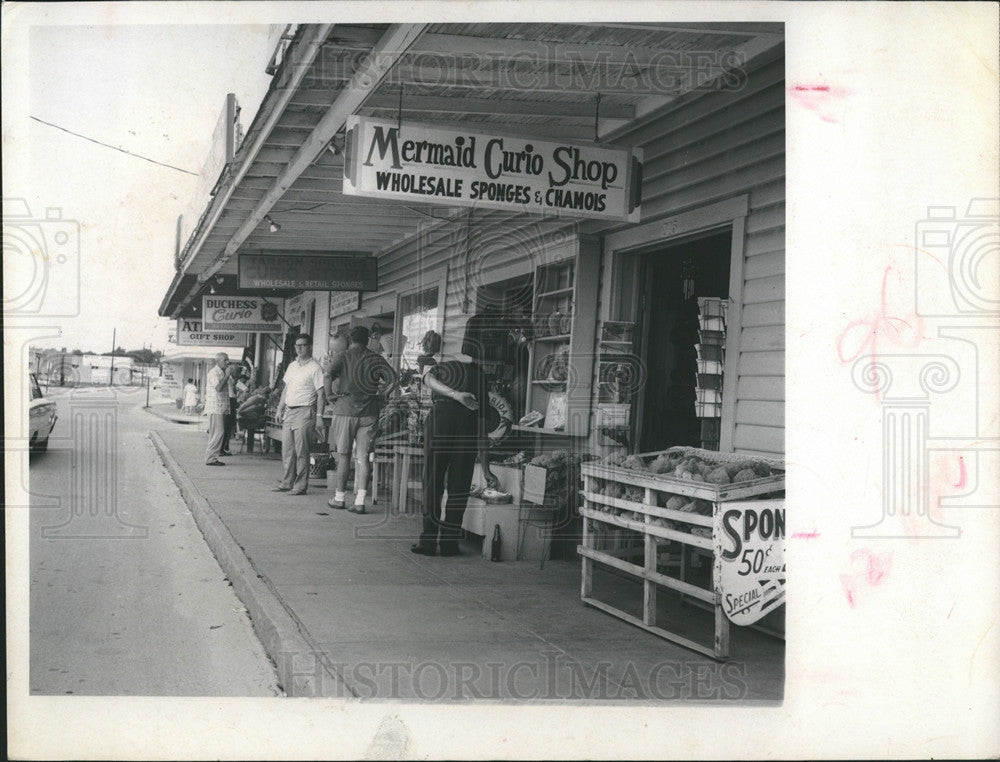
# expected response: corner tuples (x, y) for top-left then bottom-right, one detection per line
(109, 328), (116, 386)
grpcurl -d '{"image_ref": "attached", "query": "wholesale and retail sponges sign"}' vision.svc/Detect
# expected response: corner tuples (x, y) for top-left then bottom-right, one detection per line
(343, 115), (643, 222)
(713, 499), (786, 626)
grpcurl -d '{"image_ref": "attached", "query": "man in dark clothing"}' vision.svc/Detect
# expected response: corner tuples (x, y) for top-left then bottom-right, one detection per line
(220, 368), (239, 456)
(325, 325), (397, 512)
(412, 314), (500, 557)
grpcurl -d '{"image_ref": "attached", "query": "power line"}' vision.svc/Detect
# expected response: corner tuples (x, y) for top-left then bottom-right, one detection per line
(29, 115), (199, 176)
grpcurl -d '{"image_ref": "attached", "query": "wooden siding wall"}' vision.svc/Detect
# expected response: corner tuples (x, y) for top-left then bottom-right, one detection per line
(609, 46), (785, 455)
(372, 210), (579, 355)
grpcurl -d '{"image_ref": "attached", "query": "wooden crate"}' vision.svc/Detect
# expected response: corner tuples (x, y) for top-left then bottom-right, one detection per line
(579, 447), (784, 660)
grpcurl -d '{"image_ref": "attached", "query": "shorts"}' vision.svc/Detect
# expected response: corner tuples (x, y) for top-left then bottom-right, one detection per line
(329, 414), (377, 456)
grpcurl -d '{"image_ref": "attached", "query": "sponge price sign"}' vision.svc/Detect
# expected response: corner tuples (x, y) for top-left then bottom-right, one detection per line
(713, 500), (785, 626)
(343, 115), (642, 222)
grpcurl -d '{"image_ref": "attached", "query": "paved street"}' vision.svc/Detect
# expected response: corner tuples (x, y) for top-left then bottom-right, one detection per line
(28, 386), (280, 696)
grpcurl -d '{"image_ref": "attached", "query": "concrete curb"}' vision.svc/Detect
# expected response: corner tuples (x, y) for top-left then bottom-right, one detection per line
(142, 405), (205, 426)
(149, 430), (355, 698)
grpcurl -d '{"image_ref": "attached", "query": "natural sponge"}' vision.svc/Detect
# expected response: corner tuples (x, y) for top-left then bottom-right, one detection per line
(705, 466), (731, 485)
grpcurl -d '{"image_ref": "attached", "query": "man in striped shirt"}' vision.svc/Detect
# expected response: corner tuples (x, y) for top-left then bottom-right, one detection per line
(205, 353), (240, 466)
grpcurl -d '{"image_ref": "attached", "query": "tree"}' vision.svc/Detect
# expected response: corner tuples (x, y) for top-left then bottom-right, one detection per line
(128, 348), (163, 365)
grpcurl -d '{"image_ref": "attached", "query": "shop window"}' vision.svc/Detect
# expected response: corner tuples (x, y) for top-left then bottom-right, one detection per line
(475, 274), (534, 421)
(397, 287), (439, 371)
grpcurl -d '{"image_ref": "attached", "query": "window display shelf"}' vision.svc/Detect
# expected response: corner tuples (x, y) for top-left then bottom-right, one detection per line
(512, 424), (587, 437)
(522, 239), (600, 438)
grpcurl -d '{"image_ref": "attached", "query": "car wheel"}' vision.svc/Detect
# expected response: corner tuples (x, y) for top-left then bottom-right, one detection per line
(32, 435), (49, 452)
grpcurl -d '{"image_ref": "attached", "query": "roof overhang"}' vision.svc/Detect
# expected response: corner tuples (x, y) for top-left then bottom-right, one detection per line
(160, 22), (784, 320)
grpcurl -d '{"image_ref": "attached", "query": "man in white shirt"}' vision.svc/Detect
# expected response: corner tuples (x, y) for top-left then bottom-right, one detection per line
(205, 353), (240, 466)
(273, 334), (327, 495)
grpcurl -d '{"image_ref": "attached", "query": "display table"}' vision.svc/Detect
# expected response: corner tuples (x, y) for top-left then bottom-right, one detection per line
(391, 445), (425, 516)
(461, 464), (552, 563)
(579, 447), (785, 660)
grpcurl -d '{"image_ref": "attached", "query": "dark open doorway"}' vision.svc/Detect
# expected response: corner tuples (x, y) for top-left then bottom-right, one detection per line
(636, 230), (731, 452)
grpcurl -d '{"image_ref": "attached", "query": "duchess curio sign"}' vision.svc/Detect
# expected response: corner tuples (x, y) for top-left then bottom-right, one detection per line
(201, 297), (284, 332)
(343, 115), (643, 222)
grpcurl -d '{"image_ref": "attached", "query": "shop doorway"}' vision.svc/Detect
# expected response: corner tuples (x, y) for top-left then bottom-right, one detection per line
(636, 230), (731, 452)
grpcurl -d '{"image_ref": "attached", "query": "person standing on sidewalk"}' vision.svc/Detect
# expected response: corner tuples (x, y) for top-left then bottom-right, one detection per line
(273, 334), (327, 495)
(325, 325), (396, 513)
(183, 378), (198, 416)
(411, 315), (500, 557)
(220, 367), (239, 456)
(205, 354), (240, 466)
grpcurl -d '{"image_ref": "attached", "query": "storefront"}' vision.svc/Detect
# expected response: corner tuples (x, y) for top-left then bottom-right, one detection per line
(158, 22), (786, 655)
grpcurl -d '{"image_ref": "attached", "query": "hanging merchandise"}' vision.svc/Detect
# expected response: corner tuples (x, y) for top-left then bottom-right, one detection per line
(486, 390), (514, 446)
(695, 297), (729, 448)
(681, 257), (696, 300)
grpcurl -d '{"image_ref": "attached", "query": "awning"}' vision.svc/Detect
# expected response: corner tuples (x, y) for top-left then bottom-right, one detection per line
(159, 22), (784, 319)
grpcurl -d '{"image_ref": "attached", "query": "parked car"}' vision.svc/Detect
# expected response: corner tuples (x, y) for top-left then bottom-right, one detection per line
(29, 372), (57, 452)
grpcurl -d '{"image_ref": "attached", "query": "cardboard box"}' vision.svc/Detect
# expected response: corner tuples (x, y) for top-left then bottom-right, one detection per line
(522, 464), (549, 504)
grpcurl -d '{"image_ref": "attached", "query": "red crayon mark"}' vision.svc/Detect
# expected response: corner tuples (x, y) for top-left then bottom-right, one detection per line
(788, 82), (847, 122)
(792, 532), (821, 539)
(859, 549), (891, 585)
(841, 580), (856, 608)
(841, 548), (893, 607)
(953, 456), (967, 489)
(836, 265), (925, 399)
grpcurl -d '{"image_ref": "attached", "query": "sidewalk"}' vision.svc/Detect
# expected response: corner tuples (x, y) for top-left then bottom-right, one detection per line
(150, 423), (784, 702)
(145, 402), (207, 427)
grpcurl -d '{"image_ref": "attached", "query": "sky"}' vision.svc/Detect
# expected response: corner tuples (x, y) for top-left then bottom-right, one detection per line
(4, 19), (277, 353)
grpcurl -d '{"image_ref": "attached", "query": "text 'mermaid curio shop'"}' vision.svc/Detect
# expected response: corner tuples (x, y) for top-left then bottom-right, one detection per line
(158, 22), (787, 658)
(344, 115), (642, 221)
